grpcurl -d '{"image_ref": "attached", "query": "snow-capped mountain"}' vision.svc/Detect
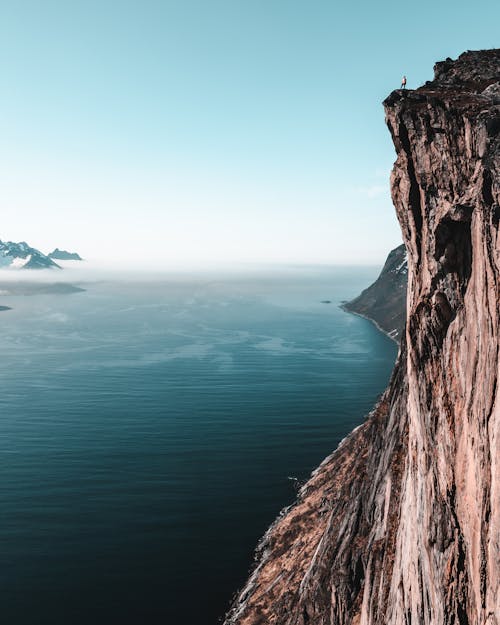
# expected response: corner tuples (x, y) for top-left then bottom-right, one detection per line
(0, 240), (61, 269)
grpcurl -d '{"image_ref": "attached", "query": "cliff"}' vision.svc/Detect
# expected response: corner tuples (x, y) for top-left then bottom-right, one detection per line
(343, 244), (407, 341)
(224, 49), (499, 625)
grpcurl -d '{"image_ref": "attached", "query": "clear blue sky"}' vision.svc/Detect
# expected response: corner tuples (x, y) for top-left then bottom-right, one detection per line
(0, 1), (498, 265)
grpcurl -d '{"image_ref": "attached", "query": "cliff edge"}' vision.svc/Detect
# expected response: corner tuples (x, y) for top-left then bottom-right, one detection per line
(224, 49), (499, 625)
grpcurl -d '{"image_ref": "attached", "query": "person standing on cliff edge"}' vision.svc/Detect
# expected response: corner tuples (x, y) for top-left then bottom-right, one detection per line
(401, 75), (407, 89)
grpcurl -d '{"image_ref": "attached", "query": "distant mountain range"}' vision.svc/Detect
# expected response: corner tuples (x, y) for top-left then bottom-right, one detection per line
(0, 240), (83, 269)
(0, 240), (61, 269)
(0, 239), (85, 311)
(343, 243), (407, 342)
(48, 248), (83, 261)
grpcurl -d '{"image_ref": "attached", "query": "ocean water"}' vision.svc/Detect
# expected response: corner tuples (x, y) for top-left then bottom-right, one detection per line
(0, 267), (397, 625)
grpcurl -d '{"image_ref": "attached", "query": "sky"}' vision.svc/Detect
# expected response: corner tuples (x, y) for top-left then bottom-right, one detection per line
(0, 0), (498, 266)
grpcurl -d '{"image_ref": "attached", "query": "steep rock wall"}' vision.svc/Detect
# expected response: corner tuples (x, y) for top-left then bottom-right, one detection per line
(224, 50), (499, 625)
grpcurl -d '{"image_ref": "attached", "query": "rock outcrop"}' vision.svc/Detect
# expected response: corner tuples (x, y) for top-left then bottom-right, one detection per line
(224, 49), (499, 625)
(343, 244), (407, 341)
(48, 248), (83, 261)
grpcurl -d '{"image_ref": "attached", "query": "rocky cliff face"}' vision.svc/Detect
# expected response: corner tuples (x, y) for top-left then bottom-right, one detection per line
(224, 49), (499, 625)
(344, 244), (407, 341)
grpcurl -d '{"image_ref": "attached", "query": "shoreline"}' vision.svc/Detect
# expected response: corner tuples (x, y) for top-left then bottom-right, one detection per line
(340, 303), (400, 345)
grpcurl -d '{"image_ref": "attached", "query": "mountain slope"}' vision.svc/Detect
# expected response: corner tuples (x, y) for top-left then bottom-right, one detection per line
(0, 240), (60, 269)
(343, 244), (407, 341)
(224, 49), (500, 625)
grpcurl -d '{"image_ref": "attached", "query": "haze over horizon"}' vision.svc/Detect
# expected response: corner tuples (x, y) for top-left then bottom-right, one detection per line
(1, 0), (498, 265)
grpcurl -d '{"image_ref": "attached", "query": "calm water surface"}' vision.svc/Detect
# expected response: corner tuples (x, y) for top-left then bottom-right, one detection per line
(0, 267), (397, 624)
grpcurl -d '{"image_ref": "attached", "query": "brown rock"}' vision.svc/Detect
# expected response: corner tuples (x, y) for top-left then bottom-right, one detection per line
(224, 49), (500, 625)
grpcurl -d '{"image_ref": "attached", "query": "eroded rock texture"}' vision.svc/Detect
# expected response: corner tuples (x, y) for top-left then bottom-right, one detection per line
(224, 50), (500, 625)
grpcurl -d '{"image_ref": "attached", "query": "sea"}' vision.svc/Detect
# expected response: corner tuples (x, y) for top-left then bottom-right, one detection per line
(0, 266), (398, 625)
